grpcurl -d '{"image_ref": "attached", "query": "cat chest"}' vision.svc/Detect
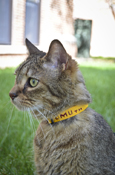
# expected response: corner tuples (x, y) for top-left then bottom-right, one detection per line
(34, 128), (90, 175)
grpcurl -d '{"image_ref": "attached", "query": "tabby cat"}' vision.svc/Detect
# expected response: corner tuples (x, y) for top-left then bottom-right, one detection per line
(9, 39), (115, 175)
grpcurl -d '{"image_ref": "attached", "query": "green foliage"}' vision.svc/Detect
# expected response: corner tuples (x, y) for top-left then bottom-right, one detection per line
(0, 62), (115, 173)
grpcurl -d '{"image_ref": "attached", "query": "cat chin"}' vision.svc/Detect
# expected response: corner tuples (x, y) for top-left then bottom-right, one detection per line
(11, 100), (28, 111)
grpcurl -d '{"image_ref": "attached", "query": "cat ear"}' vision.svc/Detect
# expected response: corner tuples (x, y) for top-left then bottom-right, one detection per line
(25, 38), (46, 57)
(46, 40), (68, 70)
(25, 38), (39, 54)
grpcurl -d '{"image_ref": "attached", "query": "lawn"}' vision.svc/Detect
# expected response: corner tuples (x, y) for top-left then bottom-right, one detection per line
(0, 62), (115, 174)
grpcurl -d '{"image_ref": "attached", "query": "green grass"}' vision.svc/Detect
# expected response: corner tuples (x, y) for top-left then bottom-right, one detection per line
(79, 62), (115, 130)
(0, 62), (115, 174)
(0, 68), (37, 175)
(91, 56), (115, 61)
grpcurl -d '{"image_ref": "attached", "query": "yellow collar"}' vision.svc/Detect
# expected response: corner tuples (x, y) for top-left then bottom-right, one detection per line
(48, 104), (88, 124)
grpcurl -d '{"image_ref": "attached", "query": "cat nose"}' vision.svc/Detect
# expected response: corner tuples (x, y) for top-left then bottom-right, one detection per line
(9, 92), (18, 100)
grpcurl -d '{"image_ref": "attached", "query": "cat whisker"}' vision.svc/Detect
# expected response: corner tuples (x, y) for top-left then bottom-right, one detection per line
(30, 108), (46, 141)
(29, 108), (41, 144)
(42, 107), (52, 113)
(42, 106), (68, 135)
(24, 98), (35, 102)
(3, 100), (11, 108)
(34, 107), (56, 138)
(29, 110), (36, 129)
(2, 100), (13, 111)
(0, 106), (14, 146)
(27, 109), (36, 136)
(23, 107), (26, 137)
(6, 106), (14, 134)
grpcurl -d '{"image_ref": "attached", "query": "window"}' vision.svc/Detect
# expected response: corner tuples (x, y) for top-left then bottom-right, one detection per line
(25, 0), (40, 44)
(0, 0), (12, 44)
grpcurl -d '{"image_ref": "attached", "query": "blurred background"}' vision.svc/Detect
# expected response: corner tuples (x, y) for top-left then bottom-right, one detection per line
(0, 0), (115, 174)
(0, 0), (115, 67)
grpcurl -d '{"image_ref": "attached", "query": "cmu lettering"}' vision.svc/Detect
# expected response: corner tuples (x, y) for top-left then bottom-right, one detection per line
(75, 108), (82, 113)
(78, 108), (82, 111)
(60, 113), (67, 118)
(68, 110), (73, 115)
(75, 110), (77, 113)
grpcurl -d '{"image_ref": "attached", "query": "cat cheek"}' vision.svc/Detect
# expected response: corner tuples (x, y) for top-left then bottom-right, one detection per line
(11, 98), (22, 110)
(11, 95), (25, 110)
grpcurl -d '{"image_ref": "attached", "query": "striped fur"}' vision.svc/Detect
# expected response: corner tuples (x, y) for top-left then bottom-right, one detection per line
(10, 39), (115, 175)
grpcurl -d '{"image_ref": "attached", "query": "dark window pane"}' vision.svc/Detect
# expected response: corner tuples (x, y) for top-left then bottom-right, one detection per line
(25, 0), (40, 44)
(0, 0), (12, 44)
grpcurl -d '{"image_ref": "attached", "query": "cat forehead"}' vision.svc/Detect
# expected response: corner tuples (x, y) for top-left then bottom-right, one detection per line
(15, 55), (43, 75)
(15, 60), (43, 83)
(15, 61), (31, 75)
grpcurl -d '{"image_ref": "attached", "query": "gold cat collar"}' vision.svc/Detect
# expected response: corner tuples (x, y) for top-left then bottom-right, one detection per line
(48, 104), (88, 124)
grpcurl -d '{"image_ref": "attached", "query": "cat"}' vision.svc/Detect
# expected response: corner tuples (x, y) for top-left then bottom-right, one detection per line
(9, 39), (115, 175)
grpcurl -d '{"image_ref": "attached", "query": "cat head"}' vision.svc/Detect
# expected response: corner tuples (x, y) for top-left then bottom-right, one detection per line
(9, 39), (91, 119)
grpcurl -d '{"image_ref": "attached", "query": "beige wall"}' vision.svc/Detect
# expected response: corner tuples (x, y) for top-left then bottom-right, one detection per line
(12, 0), (26, 45)
(0, 0), (27, 58)
(39, 0), (77, 56)
(73, 0), (115, 57)
(0, 0), (77, 61)
(90, 4), (115, 57)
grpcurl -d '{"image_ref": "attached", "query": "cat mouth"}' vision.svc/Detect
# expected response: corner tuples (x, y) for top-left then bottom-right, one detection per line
(11, 98), (30, 111)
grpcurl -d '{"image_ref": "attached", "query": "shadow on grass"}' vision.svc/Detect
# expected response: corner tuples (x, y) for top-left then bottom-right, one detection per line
(0, 66), (115, 174)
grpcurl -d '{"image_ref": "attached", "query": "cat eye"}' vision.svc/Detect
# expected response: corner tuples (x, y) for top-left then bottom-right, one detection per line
(29, 78), (39, 87)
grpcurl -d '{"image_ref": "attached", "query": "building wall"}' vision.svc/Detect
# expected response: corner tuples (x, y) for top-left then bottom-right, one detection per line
(0, 0), (27, 68)
(12, 0), (26, 45)
(39, 0), (77, 56)
(73, 0), (115, 57)
(90, 4), (115, 57)
(0, 0), (27, 58)
(0, 0), (77, 68)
